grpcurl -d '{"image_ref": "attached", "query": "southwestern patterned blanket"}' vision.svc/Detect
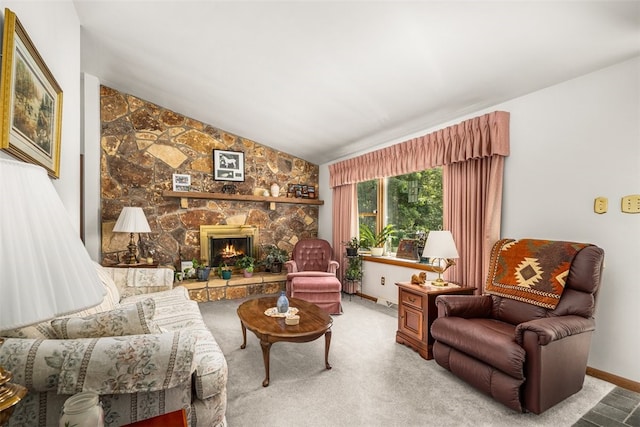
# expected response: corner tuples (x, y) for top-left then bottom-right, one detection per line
(485, 238), (591, 309)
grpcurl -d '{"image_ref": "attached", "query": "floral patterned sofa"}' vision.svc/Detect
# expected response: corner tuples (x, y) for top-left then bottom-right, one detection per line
(0, 263), (227, 427)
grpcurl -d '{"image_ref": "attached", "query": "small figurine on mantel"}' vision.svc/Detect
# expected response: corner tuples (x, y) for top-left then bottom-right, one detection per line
(411, 272), (427, 286)
(221, 184), (237, 194)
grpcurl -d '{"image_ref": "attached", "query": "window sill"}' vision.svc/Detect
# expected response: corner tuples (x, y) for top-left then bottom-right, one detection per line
(362, 255), (438, 272)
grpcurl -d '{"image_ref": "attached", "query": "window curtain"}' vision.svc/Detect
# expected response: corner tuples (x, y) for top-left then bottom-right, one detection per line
(331, 183), (357, 280)
(329, 111), (509, 290)
(443, 155), (505, 293)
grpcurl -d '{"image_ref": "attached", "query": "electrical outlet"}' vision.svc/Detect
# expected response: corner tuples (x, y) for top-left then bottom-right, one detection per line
(380, 276), (385, 286)
(594, 197), (608, 214)
(621, 195), (640, 213)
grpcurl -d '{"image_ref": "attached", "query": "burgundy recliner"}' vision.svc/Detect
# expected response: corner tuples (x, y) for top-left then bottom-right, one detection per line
(284, 239), (342, 314)
(431, 239), (605, 414)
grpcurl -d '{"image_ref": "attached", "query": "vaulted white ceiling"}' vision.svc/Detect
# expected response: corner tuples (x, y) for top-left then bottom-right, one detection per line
(74, 1), (640, 165)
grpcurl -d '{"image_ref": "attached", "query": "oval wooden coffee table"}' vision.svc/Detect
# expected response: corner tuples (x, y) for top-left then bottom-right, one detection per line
(237, 296), (333, 387)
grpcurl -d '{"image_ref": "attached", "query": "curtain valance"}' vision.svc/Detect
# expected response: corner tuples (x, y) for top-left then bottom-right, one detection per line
(329, 111), (510, 187)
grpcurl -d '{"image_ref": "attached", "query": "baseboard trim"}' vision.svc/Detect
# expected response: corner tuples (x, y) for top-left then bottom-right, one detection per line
(355, 292), (377, 303)
(587, 366), (640, 393)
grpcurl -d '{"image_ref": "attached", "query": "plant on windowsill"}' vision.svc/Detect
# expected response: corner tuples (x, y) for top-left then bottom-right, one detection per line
(359, 223), (396, 256)
(192, 258), (211, 282)
(236, 255), (255, 278)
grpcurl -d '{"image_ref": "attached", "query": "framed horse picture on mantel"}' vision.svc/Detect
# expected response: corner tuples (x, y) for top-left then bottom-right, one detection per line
(213, 149), (245, 182)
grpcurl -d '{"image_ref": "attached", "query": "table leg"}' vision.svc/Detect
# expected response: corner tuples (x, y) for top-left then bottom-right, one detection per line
(260, 340), (272, 387)
(240, 321), (247, 349)
(324, 329), (332, 370)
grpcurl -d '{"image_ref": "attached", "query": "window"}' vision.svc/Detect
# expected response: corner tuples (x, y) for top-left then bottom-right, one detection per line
(357, 179), (379, 238)
(357, 168), (443, 252)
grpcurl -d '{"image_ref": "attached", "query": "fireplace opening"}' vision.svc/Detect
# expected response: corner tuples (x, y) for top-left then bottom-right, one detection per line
(200, 225), (259, 269)
(209, 236), (253, 267)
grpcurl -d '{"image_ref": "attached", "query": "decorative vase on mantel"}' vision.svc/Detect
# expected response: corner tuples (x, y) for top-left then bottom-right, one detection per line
(270, 183), (280, 197)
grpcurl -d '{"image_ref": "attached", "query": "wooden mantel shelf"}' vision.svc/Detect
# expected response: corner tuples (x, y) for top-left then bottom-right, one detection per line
(162, 190), (324, 210)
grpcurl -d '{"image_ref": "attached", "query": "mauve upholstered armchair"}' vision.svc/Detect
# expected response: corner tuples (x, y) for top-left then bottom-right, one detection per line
(285, 239), (342, 314)
(431, 238), (605, 414)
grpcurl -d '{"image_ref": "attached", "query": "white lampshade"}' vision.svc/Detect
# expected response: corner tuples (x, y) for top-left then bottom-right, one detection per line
(422, 230), (459, 259)
(113, 207), (151, 233)
(0, 159), (106, 330)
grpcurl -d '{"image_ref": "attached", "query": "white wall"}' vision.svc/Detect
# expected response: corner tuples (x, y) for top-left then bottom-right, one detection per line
(500, 57), (640, 383)
(82, 73), (102, 260)
(0, 1), (82, 230)
(319, 57), (640, 383)
(361, 261), (439, 305)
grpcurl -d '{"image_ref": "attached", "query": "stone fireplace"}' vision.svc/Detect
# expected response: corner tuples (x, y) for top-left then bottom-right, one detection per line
(200, 225), (259, 268)
(100, 86), (320, 273)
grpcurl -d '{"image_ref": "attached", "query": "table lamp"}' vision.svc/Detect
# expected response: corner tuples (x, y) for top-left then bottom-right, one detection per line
(112, 207), (151, 264)
(422, 230), (459, 286)
(0, 159), (106, 423)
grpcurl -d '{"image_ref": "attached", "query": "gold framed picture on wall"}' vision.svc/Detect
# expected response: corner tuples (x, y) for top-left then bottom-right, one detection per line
(0, 8), (63, 178)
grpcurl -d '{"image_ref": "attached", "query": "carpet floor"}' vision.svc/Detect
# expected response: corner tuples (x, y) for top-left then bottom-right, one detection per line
(200, 294), (614, 427)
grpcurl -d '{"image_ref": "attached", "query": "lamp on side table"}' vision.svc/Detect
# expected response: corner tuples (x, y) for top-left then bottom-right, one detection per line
(113, 207), (151, 265)
(421, 230), (459, 286)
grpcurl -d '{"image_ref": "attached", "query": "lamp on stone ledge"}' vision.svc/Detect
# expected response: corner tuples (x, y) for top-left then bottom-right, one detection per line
(112, 207), (151, 265)
(0, 159), (106, 423)
(422, 230), (459, 286)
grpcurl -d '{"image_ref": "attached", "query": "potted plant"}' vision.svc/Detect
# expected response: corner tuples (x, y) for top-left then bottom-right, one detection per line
(264, 245), (289, 274)
(236, 255), (255, 278)
(218, 263), (232, 280)
(360, 223), (395, 256)
(192, 258), (211, 282)
(344, 256), (362, 280)
(343, 237), (361, 256)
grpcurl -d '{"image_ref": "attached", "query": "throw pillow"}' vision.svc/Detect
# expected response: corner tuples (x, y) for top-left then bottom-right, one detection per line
(51, 298), (161, 339)
(93, 261), (121, 306)
(0, 321), (57, 339)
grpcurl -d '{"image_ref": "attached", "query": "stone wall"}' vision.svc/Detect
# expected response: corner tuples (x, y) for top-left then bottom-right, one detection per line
(100, 86), (319, 269)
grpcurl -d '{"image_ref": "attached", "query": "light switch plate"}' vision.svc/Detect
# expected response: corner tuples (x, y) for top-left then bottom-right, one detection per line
(594, 197), (608, 214)
(621, 195), (640, 213)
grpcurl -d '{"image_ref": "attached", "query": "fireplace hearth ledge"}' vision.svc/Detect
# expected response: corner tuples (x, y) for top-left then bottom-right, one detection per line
(178, 272), (287, 302)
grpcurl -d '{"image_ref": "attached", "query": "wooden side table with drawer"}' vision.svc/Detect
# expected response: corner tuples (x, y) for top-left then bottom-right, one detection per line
(395, 281), (476, 360)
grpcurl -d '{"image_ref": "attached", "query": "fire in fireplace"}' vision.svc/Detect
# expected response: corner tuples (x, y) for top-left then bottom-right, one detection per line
(209, 236), (253, 267)
(200, 225), (259, 268)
